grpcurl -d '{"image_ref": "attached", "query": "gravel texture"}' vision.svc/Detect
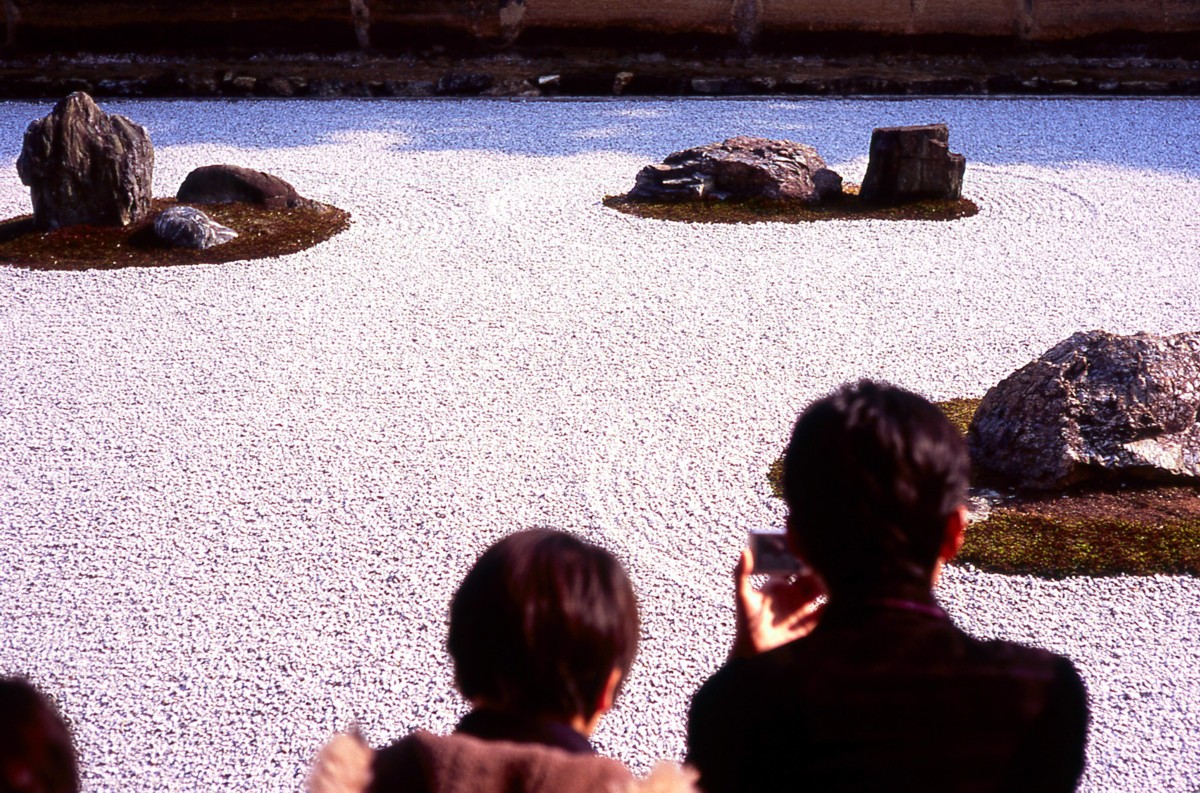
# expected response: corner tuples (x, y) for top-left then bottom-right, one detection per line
(0, 98), (1198, 792)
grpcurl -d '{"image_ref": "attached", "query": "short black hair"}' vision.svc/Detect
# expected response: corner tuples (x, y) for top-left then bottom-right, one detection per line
(781, 380), (969, 594)
(448, 529), (640, 722)
(0, 678), (79, 793)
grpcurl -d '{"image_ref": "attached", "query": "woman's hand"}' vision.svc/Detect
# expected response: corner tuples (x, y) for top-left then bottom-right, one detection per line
(731, 548), (826, 659)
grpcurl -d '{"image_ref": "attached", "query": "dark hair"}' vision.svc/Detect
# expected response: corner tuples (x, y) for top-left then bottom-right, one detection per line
(448, 529), (640, 723)
(0, 678), (79, 793)
(781, 380), (969, 595)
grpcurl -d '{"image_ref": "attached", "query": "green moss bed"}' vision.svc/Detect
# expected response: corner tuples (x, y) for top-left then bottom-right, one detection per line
(0, 198), (350, 270)
(603, 185), (979, 224)
(768, 397), (1200, 578)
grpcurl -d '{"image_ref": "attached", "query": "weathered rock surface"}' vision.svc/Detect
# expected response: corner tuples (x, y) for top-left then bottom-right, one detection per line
(859, 124), (965, 204)
(16, 92), (154, 229)
(153, 206), (238, 250)
(628, 136), (843, 204)
(968, 330), (1200, 490)
(177, 164), (304, 209)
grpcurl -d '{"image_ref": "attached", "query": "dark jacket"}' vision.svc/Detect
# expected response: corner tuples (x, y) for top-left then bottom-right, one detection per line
(687, 598), (1088, 793)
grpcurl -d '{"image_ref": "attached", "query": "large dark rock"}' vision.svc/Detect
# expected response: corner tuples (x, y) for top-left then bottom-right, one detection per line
(859, 124), (965, 204)
(968, 330), (1200, 491)
(16, 92), (154, 229)
(153, 206), (238, 250)
(177, 164), (305, 209)
(628, 136), (843, 204)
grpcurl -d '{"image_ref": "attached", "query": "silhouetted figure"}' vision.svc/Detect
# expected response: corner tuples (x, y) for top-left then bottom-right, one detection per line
(0, 678), (79, 793)
(687, 381), (1089, 793)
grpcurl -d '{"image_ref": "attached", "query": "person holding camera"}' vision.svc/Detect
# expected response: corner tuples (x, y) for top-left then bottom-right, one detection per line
(686, 381), (1089, 793)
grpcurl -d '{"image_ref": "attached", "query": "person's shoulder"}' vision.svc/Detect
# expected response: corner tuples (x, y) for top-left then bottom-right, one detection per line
(371, 731), (434, 792)
(687, 643), (819, 793)
(953, 629), (1089, 720)
(380, 730), (633, 793)
(965, 631), (1081, 679)
(373, 729), (432, 762)
(692, 648), (776, 700)
(690, 638), (815, 728)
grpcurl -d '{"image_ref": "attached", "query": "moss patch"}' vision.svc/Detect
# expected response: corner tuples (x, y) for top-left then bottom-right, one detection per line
(0, 198), (350, 270)
(763, 397), (1200, 577)
(937, 397), (982, 436)
(767, 455), (786, 500)
(604, 187), (979, 224)
(961, 488), (1200, 578)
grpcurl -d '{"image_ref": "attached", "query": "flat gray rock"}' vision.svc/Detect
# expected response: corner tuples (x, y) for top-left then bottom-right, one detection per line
(153, 205), (238, 250)
(16, 92), (154, 229)
(968, 330), (1200, 490)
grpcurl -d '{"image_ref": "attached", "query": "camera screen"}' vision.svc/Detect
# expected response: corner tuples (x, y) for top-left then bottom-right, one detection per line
(749, 531), (801, 575)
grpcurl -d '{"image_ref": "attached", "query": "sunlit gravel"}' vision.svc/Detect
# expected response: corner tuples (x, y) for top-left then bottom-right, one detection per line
(1, 97), (1198, 792)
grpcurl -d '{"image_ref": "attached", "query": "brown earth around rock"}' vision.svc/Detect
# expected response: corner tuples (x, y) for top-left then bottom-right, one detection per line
(947, 397), (1199, 577)
(996, 483), (1200, 525)
(0, 198), (349, 270)
(960, 482), (1200, 577)
(605, 186), (979, 223)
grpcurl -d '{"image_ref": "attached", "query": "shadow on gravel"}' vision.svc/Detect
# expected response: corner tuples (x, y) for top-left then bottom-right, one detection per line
(0, 97), (1187, 177)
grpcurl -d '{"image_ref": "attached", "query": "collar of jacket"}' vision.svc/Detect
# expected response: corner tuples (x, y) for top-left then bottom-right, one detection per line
(818, 593), (949, 626)
(456, 708), (595, 755)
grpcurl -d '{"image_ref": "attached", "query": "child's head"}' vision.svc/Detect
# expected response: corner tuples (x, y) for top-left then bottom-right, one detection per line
(448, 529), (639, 727)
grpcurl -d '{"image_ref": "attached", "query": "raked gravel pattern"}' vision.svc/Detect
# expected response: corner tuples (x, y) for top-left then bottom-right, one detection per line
(1, 98), (1198, 792)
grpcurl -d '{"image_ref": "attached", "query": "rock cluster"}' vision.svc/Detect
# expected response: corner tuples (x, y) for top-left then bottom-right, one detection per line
(177, 164), (307, 209)
(968, 330), (1200, 490)
(153, 206), (238, 250)
(628, 136), (843, 204)
(16, 92), (154, 229)
(8, 91), (348, 262)
(860, 124), (965, 204)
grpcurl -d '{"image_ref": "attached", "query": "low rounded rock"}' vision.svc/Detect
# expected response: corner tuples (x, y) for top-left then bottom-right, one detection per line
(177, 164), (305, 210)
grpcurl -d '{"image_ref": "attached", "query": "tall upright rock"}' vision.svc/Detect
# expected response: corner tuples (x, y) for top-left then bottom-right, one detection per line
(17, 92), (154, 229)
(859, 124), (964, 205)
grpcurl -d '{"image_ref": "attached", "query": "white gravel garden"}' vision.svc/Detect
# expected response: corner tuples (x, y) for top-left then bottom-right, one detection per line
(0, 97), (1197, 792)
